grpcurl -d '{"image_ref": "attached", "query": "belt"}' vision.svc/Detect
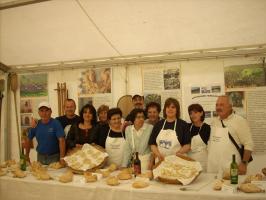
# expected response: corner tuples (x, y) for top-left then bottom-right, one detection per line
(38, 152), (59, 156)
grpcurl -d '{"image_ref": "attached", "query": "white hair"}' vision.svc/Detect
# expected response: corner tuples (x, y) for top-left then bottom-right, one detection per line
(218, 95), (233, 106)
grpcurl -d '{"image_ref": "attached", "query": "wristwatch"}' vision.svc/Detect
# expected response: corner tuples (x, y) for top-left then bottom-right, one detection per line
(241, 160), (248, 165)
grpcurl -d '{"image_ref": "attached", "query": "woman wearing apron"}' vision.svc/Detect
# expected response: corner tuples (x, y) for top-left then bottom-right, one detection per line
(148, 98), (191, 163)
(122, 108), (153, 172)
(92, 108), (125, 166)
(187, 104), (210, 172)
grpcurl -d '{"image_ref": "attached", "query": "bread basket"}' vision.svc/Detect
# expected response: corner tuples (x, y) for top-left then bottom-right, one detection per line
(153, 154), (202, 185)
(65, 144), (108, 174)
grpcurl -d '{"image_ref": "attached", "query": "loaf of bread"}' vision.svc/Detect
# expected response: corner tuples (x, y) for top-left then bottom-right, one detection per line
(106, 176), (119, 186)
(132, 181), (149, 189)
(117, 172), (132, 180)
(238, 183), (265, 193)
(59, 170), (73, 183)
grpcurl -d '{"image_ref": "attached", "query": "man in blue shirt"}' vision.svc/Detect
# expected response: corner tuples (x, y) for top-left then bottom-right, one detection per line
(25, 101), (66, 165)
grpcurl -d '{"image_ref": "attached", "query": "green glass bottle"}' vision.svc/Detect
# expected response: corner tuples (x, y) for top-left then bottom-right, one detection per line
(20, 147), (26, 171)
(230, 154), (238, 184)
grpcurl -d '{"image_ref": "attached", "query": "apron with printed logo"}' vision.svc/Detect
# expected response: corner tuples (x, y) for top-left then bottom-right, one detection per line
(156, 120), (181, 157)
(105, 128), (126, 166)
(207, 126), (240, 173)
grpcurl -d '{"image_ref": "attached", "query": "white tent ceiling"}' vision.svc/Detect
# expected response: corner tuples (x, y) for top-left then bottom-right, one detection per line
(0, 0), (266, 66)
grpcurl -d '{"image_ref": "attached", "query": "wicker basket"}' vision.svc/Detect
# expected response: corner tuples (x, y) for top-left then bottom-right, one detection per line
(154, 155), (201, 185)
(66, 144), (108, 174)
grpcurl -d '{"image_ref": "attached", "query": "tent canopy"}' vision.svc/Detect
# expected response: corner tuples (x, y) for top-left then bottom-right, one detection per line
(0, 0), (266, 66)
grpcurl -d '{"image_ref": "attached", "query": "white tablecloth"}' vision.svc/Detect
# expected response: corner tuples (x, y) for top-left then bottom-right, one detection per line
(0, 169), (265, 200)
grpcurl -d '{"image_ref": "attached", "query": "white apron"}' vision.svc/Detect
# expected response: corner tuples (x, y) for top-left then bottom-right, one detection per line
(105, 128), (126, 166)
(131, 126), (151, 172)
(207, 126), (240, 173)
(64, 125), (72, 137)
(188, 124), (207, 171)
(156, 120), (181, 157)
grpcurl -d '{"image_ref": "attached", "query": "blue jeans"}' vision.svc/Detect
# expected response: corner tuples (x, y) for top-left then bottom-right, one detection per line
(37, 153), (60, 165)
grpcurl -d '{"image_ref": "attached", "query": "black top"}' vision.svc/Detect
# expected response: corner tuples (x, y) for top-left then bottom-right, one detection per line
(148, 119), (190, 146)
(66, 123), (94, 149)
(56, 115), (81, 129)
(91, 123), (124, 148)
(188, 122), (210, 145)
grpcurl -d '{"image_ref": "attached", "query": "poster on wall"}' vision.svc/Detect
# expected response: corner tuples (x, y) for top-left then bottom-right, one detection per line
(225, 63), (266, 90)
(78, 67), (112, 111)
(188, 84), (222, 124)
(20, 73), (48, 97)
(78, 68), (112, 95)
(142, 65), (182, 113)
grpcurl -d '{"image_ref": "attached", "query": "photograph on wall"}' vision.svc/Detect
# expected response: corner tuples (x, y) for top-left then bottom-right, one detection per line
(211, 85), (221, 93)
(21, 113), (33, 126)
(205, 111), (212, 119)
(78, 68), (112, 95)
(191, 87), (200, 94)
(78, 97), (93, 112)
(226, 91), (246, 118)
(163, 68), (180, 90)
(201, 86), (211, 94)
(20, 73), (48, 97)
(144, 93), (161, 106)
(225, 63), (266, 89)
(20, 99), (33, 113)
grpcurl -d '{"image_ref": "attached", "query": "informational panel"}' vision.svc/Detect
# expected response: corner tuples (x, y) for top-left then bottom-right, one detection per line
(246, 90), (266, 154)
(142, 64), (182, 114)
(188, 84), (222, 124)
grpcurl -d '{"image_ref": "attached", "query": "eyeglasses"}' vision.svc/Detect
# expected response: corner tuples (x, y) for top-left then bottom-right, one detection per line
(135, 115), (144, 119)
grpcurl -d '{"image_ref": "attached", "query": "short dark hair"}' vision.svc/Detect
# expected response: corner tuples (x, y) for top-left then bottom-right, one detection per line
(130, 108), (145, 123)
(163, 98), (180, 119)
(132, 94), (144, 101)
(188, 104), (205, 122)
(107, 107), (122, 120)
(79, 104), (97, 125)
(65, 99), (76, 107)
(145, 102), (161, 113)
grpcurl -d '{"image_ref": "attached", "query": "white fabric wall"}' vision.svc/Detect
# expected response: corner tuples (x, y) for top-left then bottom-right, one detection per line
(0, 73), (6, 162)
(2, 56), (265, 174)
(1, 0), (266, 65)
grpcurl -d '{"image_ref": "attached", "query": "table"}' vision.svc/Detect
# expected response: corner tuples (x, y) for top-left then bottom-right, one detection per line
(0, 169), (265, 200)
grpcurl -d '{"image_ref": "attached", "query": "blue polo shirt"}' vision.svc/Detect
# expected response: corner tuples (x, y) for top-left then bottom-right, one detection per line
(28, 118), (65, 155)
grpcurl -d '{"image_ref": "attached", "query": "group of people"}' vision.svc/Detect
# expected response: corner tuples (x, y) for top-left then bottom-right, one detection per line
(25, 94), (253, 175)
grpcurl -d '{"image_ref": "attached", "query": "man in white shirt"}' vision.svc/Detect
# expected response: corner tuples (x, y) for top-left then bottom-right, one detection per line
(207, 95), (253, 175)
